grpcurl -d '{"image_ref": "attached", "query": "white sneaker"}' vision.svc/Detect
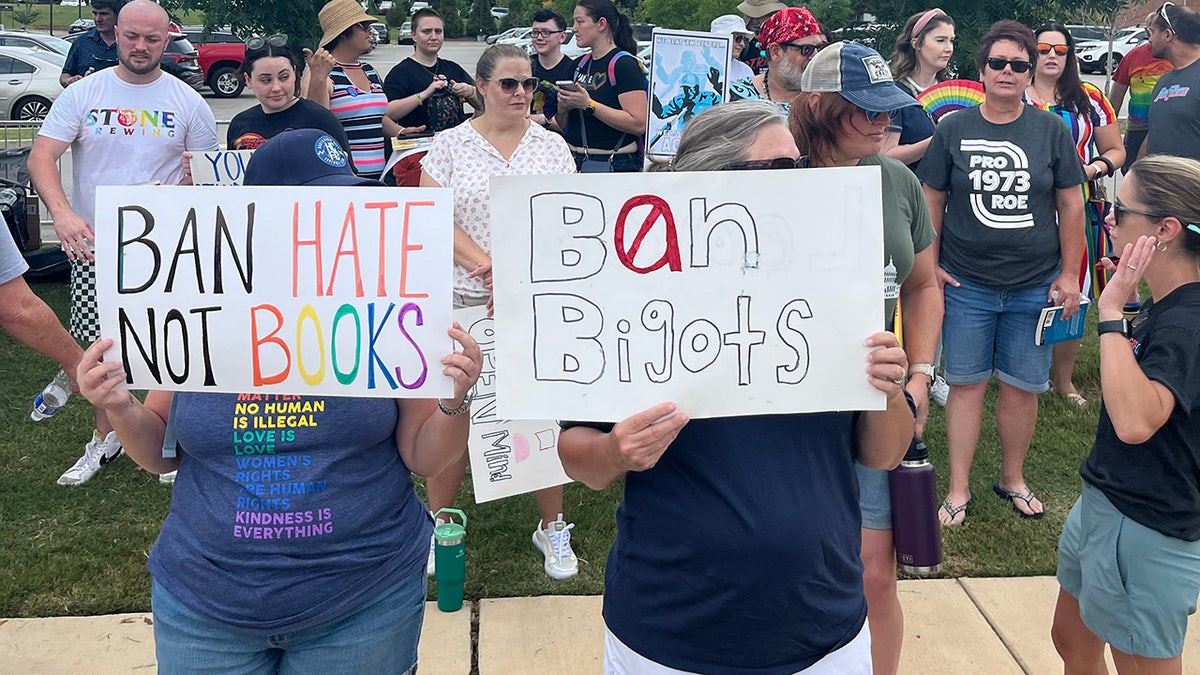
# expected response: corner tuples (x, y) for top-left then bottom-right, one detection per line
(159, 470), (177, 485)
(57, 430), (123, 486)
(930, 375), (949, 407)
(532, 513), (578, 580)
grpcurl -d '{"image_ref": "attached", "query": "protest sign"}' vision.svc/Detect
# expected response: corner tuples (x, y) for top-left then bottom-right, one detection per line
(490, 168), (885, 421)
(647, 29), (732, 159)
(94, 185), (455, 398)
(191, 150), (256, 186)
(457, 305), (570, 503)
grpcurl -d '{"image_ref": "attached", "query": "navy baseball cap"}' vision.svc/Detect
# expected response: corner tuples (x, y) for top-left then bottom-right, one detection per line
(800, 41), (920, 113)
(242, 129), (380, 187)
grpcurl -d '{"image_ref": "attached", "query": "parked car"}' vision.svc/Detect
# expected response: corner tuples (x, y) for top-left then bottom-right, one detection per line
(179, 27), (247, 98)
(631, 22), (656, 42)
(68, 18), (94, 34)
(498, 27), (531, 45)
(0, 47), (65, 120)
(182, 27), (243, 44)
(410, 1), (429, 13)
(379, 0), (394, 10)
(1076, 26), (1147, 74)
(524, 30), (589, 59)
(491, 6), (509, 20)
(1066, 24), (1111, 44)
(370, 22), (389, 44)
(398, 21), (413, 44)
(161, 32), (205, 92)
(487, 26), (523, 44)
(0, 32), (72, 56)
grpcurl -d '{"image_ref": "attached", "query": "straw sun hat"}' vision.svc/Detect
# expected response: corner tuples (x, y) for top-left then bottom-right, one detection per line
(319, 0), (376, 48)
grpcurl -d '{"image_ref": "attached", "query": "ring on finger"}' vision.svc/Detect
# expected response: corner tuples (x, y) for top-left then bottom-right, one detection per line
(1126, 263), (1138, 270)
(891, 377), (904, 386)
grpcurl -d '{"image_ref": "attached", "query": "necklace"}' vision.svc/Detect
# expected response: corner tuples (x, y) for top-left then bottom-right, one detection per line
(761, 72), (770, 100)
(416, 57), (441, 79)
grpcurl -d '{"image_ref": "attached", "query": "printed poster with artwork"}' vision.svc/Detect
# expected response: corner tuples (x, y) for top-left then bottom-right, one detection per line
(646, 29), (733, 160)
(457, 305), (571, 503)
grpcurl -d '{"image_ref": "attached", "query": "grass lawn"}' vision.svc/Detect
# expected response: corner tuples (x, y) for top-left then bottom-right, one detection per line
(0, 277), (1106, 617)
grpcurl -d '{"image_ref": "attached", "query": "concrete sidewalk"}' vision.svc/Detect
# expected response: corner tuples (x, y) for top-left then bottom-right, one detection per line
(2, 577), (1198, 673)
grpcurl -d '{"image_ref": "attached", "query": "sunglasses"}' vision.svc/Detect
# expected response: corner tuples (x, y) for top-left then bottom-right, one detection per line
(1037, 42), (1070, 55)
(732, 34), (750, 43)
(487, 77), (539, 92)
(245, 34), (288, 50)
(985, 57), (1033, 73)
(864, 108), (900, 123)
(1159, 2), (1176, 33)
(722, 157), (800, 171)
(1113, 199), (1164, 223)
(779, 42), (825, 57)
(530, 29), (564, 37)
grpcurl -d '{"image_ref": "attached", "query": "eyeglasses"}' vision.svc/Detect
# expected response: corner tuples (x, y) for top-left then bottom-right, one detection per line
(1159, 2), (1176, 33)
(722, 157), (800, 171)
(864, 109), (901, 123)
(245, 34), (288, 50)
(1037, 42), (1070, 55)
(778, 42), (825, 57)
(530, 29), (565, 37)
(985, 57), (1033, 73)
(1113, 199), (1164, 223)
(732, 34), (750, 43)
(487, 77), (539, 92)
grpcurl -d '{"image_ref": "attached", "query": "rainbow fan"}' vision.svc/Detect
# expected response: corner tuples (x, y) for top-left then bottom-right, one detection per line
(918, 79), (986, 124)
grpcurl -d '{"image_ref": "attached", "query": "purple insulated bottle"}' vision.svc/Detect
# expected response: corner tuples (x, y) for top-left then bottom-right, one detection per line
(889, 439), (942, 575)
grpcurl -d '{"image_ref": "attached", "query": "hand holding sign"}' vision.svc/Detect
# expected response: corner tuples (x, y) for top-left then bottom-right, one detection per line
(442, 322), (484, 407)
(77, 338), (136, 415)
(608, 402), (690, 473)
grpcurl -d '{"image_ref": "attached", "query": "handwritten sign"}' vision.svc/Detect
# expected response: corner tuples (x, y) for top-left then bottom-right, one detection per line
(458, 305), (570, 503)
(191, 150), (256, 186)
(94, 185), (455, 398)
(489, 169), (885, 421)
(647, 29), (732, 159)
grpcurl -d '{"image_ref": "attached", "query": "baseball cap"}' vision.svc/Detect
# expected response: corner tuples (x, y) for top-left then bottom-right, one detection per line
(711, 15), (754, 37)
(243, 129), (380, 187)
(737, 0), (787, 19)
(800, 42), (920, 113)
(757, 7), (822, 48)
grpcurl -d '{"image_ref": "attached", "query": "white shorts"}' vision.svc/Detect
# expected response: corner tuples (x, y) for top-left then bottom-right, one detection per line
(604, 621), (871, 674)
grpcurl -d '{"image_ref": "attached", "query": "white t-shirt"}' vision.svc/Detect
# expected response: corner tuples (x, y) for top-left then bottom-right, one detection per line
(0, 225), (28, 285)
(38, 68), (219, 226)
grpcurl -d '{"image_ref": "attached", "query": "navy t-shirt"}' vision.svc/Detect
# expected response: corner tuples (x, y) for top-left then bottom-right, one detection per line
(566, 413), (866, 673)
(1081, 283), (1200, 540)
(563, 49), (646, 152)
(149, 393), (432, 634)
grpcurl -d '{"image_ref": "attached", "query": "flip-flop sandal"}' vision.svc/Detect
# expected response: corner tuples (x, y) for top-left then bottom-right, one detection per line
(1048, 384), (1088, 408)
(992, 482), (1045, 520)
(938, 491), (975, 527)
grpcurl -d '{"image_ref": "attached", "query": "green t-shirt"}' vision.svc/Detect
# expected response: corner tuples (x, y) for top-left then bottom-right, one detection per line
(858, 154), (936, 331)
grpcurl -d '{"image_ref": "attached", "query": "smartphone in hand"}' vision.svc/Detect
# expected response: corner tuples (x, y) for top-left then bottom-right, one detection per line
(555, 80), (578, 91)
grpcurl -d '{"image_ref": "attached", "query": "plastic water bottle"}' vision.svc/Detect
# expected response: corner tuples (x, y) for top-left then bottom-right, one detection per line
(433, 508), (467, 612)
(889, 438), (943, 575)
(30, 369), (73, 421)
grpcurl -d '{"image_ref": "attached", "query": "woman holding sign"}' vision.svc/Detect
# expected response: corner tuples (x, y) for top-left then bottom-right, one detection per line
(918, 21), (1086, 526)
(419, 44), (583, 582)
(566, 100), (916, 674)
(75, 129), (484, 673)
(790, 42), (941, 675)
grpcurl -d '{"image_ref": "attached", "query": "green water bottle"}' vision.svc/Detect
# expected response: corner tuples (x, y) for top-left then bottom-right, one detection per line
(433, 508), (467, 612)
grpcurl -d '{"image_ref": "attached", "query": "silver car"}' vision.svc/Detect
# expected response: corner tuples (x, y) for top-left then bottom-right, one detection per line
(0, 47), (66, 120)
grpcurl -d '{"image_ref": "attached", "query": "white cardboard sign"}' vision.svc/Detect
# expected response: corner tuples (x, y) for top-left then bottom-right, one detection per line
(94, 185), (455, 398)
(489, 168), (886, 422)
(457, 305), (570, 503)
(191, 150), (256, 186)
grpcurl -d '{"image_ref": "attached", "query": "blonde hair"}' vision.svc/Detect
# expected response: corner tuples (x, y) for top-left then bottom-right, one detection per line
(1129, 155), (1200, 257)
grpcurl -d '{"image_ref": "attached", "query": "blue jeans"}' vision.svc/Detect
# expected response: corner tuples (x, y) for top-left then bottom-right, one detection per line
(152, 571), (426, 674)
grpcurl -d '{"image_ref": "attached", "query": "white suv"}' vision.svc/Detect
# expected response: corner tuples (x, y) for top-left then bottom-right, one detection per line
(1076, 27), (1148, 74)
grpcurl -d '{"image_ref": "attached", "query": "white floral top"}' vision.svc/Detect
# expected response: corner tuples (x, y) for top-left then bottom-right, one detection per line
(422, 120), (576, 295)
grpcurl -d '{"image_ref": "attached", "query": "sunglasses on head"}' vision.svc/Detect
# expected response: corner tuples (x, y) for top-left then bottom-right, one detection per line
(779, 42), (825, 57)
(1037, 42), (1070, 55)
(245, 34), (288, 50)
(722, 157), (800, 171)
(1113, 199), (1164, 223)
(1159, 1), (1176, 33)
(985, 57), (1033, 73)
(530, 28), (564, 37)
(864, 108), (900, 123)
(487, 77), (539, 92)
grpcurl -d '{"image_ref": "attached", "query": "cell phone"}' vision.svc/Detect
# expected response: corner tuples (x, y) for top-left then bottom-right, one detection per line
(555, 80), (578, 91)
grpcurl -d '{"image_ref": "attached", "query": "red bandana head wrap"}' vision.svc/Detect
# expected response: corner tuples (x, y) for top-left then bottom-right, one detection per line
(758, 7), (822, 48)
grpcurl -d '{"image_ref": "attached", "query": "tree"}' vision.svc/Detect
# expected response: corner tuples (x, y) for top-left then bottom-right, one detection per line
(466, 1), (494, 38)
(385, 3), (406, 27)
(433, 0), (467, 37)
(635, 0), (738, 31)
(160, 0), (325, 51)
(10, 2), (36, 30)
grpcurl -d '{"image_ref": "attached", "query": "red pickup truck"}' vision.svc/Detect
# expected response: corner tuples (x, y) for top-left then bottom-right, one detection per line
(183, 28), (246, 98)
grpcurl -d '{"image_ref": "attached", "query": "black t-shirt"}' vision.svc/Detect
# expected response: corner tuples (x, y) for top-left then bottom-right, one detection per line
(531, 54), (576, 117)
(562, 49), (646, 152)
(1081, 283), (1200, 541)
(893, 80), (935, 172)
(226, 99), (353, 152)
(382, 56), (473, 131)
(739, 38), (769, 75)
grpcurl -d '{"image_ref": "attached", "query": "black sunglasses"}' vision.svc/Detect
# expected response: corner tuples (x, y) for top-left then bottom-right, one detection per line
(985, 57), (1033, 73)
(1113, 199), (1165, 223)
(779, 42), (825, 57)
(1037, 42), (1070, 55)
(722, 157), (800, 171)
(1159, 2), (1176, 33)
(487, 77), (539, 92)
(245, 34), (288, 50)
(864, 108), (900, 123)
(530, 29), (565, 37)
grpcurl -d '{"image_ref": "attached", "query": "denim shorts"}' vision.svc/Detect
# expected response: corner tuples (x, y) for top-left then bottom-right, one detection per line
(857, 462), (892, 531)
(941, 273), (1054, 393)
(152, 570), (426, 674)
(1057, 482), (1200, 658)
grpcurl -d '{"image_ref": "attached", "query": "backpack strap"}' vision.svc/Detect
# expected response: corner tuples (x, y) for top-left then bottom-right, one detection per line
(607, 51), (634, 89)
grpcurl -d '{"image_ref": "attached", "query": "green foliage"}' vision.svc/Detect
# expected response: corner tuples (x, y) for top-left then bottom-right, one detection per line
(805, 0), (854, 31)
(433, 0), (467, 37)
(466, 1), (495, 36)
(159, 0), (324, 51)
(386, 3), (407, 27)
(635, 0), (738, 32)
(10, 2), (37, 29)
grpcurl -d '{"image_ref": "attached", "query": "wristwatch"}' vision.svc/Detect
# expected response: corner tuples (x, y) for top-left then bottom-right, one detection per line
(908, 363), (935, 379)
(584, 100), (597, 115)
(1096, 318), (1132, 338)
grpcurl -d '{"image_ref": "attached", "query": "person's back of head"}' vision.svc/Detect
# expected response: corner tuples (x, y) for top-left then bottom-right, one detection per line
(649, 100), (786, 172)
(243, 129), (380, 186)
